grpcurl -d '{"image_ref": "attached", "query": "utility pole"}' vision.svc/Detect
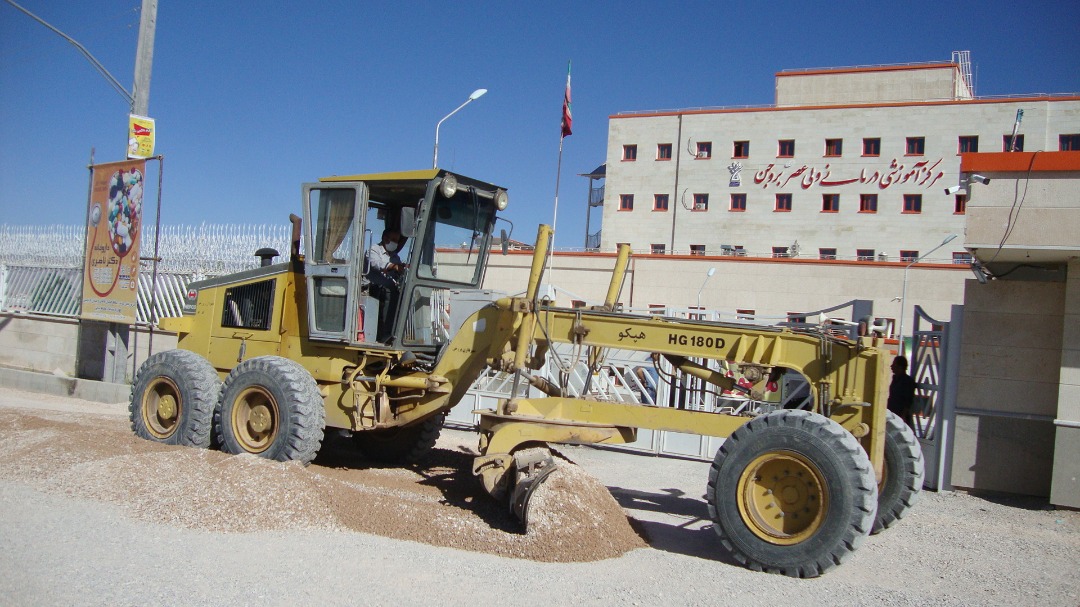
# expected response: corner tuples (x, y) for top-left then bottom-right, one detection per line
(99, 0), (158, 384)
(131, 0), (157, 116)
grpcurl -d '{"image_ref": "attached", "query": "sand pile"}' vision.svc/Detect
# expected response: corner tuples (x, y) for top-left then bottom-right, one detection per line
(0, 408), (645, 562)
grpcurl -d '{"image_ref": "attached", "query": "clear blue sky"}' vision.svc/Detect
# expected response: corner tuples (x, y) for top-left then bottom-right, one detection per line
(3, 0), (1078, 249)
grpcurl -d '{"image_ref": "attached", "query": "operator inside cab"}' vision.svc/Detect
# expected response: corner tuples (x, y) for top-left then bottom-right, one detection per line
(366, 229), (407, 342)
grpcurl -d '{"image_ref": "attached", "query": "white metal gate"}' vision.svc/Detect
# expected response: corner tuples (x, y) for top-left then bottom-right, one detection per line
(910, 304), (963, 490)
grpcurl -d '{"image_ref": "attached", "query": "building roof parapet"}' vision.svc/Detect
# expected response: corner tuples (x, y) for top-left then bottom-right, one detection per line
(611, 92), (1080, 118)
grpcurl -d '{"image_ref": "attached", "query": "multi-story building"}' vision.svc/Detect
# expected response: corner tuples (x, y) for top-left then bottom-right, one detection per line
(598, 54), (1080, 264)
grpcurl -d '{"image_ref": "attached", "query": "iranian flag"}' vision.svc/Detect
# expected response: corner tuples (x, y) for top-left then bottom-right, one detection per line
(561, 61), (572, 138)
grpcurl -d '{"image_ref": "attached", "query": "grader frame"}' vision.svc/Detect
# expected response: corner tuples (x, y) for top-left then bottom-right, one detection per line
(134, 170), (922, 578)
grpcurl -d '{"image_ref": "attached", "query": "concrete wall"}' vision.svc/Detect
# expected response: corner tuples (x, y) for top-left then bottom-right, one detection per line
(481, 250), (969, 331)
(0, 312), (176, 381)
(1051, 259), (1080, 508)
(951, 279), (1064, 497)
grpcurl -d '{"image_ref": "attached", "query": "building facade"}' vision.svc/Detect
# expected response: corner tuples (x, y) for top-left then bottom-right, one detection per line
(598, 59), (1080, 264)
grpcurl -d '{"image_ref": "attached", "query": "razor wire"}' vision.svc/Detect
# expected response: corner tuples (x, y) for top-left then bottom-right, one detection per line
(0, 223), (294, 321)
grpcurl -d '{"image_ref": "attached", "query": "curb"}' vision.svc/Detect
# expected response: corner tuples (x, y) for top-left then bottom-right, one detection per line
(0, 367), (129, 404)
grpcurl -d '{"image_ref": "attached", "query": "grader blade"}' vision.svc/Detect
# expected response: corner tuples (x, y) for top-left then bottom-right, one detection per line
(509, 448), (558, 530)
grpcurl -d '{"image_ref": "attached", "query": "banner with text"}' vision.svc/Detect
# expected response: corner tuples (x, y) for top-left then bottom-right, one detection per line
(81, 159), (146, 323)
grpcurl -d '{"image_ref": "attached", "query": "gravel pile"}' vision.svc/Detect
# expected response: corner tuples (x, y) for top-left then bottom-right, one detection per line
(0, 406), (643, 562)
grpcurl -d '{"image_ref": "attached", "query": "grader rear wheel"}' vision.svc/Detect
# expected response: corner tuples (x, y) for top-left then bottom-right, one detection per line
(215, 356), (325, 464)
(707, 410), (877, 578)
(129, 349), (219, 448)
(872, 410), (925, 534)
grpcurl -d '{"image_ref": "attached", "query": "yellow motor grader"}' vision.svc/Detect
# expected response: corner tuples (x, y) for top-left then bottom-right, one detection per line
(133, 169), (923, 578)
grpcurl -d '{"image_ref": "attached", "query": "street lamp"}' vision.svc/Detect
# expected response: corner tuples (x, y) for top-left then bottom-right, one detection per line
(697, 267), (716, 310)
(897, 233), (958, 353)
(432, 88), (487, 169)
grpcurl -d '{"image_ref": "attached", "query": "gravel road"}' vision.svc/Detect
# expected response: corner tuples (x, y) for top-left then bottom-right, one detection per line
(1, 386), (1077, 606)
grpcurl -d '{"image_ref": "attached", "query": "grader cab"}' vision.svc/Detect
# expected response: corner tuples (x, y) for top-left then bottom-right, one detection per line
(133, 169), (922, 578)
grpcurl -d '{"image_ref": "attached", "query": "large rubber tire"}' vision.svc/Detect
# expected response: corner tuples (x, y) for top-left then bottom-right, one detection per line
(872, 410), (925, 534)
(215, 356), (325, 464)
(353, 412), (446, 463)
(130, 349), (219, 448)
(706, 410), (878, 578)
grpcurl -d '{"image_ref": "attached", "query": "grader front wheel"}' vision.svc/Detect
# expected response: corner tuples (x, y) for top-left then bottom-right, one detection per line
(872, 410), (925, 534)
(707, 410), (877, 578)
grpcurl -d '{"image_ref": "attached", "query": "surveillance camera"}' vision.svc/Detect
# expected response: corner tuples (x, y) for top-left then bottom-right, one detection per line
(970, 174), (990, 185)
(945, 185), (963, 195)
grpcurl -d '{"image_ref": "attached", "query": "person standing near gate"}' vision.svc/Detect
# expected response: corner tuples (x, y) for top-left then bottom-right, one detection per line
(888, 355), (917, 430)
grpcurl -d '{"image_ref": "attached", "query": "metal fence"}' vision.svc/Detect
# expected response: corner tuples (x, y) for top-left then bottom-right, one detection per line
(0, 223), (292, 321)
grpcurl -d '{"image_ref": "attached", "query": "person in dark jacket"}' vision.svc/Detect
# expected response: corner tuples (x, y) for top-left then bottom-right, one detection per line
(888, 355), (917, 430)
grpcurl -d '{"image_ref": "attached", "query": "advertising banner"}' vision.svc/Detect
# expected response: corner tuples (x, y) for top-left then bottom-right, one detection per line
(81, 159), (146, 323)
(127, 114), (155, 159)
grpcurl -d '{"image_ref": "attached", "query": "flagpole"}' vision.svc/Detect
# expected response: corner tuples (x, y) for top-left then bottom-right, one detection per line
(546, 136), (565, 293)
(545, 60), (572, 300)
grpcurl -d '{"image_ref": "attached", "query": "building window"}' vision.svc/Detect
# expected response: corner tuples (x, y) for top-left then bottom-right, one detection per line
(657, 143), (672, 160)
(863, 137), (881, 156)
(648, 304), (666, 315)
(775, 193), (792, 212)
(819, 248), (837, 260)
(900, 250), (919, 262)
(777, 139), (795, 157)
(1005, 134), (1025, 152)
(772, 246), (789, 258)
(619, 194), (634, 211)
(733, 245), (745, 256)
(571, 299), (586, 309)
(958, 136), (979, 153)
(616, 242), (630, 253)
(903, 194), (922, 213)
(733, 140), (750, 158)
(954, 194), (967, 214)
(696, 142), (712, 159)
(787, 312), (807, 324)
(824, 138), (843, 157)
(856, 249), (875, 261)
(622, 144), (637, 161)
(1061, 134), (1080, 151)
(736, 309), (755, 320)
(821, 194), (839, 213)
(729, 193), (747, 211)
(906, 137), (925, 155)
(690, 244), (705, 256)
(953, 251), (973, 264)
(653, 194), (669, 211)
(651, 243), (666, 255)
(859, 194), (878, 213)
(693, 193), (709, 211)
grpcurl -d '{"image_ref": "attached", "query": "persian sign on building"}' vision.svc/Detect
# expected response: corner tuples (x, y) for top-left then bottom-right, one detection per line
(81, 159), (145, 323)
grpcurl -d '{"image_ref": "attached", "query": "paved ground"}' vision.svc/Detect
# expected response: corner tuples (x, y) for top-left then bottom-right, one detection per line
(1, 386), (1078, 606)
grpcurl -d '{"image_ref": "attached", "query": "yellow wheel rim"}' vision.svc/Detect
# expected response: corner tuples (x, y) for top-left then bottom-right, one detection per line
(231, 386), (279, 453)
(737, 450), (829, 545)
(141, 377), (182, 439)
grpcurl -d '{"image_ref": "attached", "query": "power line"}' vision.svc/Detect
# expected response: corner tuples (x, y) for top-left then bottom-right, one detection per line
(3, 0), (134, 107)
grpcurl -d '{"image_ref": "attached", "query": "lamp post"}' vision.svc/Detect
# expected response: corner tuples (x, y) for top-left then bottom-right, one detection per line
(432, 88), (487, 169)
(697, 267), (716, 310)
(897, 233), (958, 353)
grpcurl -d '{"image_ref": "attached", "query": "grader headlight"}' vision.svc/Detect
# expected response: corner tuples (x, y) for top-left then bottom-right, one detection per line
(439, 174), (458, 198)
